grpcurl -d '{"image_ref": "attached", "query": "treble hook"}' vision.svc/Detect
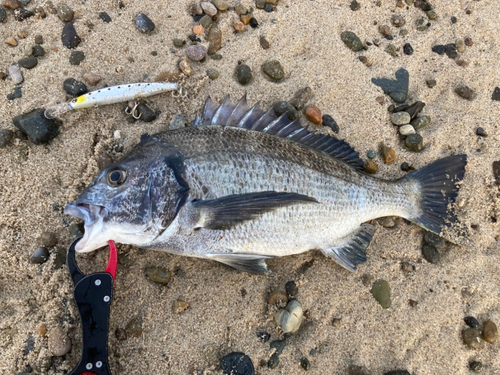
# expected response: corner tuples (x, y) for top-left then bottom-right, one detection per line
(172, 86), (188, 99)
(124, 102), (142, 119)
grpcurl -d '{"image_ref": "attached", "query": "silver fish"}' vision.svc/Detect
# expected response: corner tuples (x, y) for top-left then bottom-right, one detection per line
(64, 96), (467, 273)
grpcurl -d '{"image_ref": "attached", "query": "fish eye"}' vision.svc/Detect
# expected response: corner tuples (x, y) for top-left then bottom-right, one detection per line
(107, 169), (127, 186)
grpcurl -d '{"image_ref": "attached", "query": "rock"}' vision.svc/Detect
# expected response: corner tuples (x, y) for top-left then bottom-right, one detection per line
(426, 9), (437, 19)
(405, 134), (423, 151)
(192, 24), (203, 35)
(8, 65), (23, 83)
(136, 103), (156, 122)
(268, 291), (288, 305)
(212, 0), (228, 11)
(415, 17), (428, 31)
(455, 85), (476, 100)
(189, 3), (203, 16)
(125, 316), (143, 337)
(136, 13), (155, 33)
(37, 324), (47, 337)
(199, 14), (212, 28)
(444, 43), (458, 59)
(257, 331), (270, 342)
(169, 113), (188, 129)
(384, 371), (411, 375)
(300, 358), (311, 370)
(115, 328), (127, 341)
(426, 79), (436, 88)
(305, 106), (322, 124)
(284, 281), (298, 299)
(173, 38), (185, 48)
(240, 14), (252, 25)
(200, 2), (217, 16)
(456, 39), (465, 54)
(207, 24), (222, 55)
(399, 124), (416, 136)
(422, 244), (439, 263)
(220, 352), (254, 375)
(381, 145), (396, 164)
(432, 44), (445, 55)
(18, 57), (37, 69)
(69, 50), (85, 65)
(371, 68), (409, 103)
(476, 127), (487, 137)
(4, 0), (21, 10)
(48, 327), (71, 356)
(233, 20), (244, 32)
(267, 353), (279, 369)
(423, 231), (445, 250)
(365, 161), (378, 174)
(403, 43), (413, 55)
(262, 60), (284, 81)
(30, 247), (50, 264)
(206, 68), (219, 80)
(179, 60), (193, 76)
(63, 78), (88, 96)
(99, 11), (111, 23)
(275, 300), (303, 333)
(469, 362), (482, 372)
(31, 45), (45, 57)
(367, 150), (378, 159)
(54, 246), (66, 269)
(493, 87), (500, 101)
(39, 232), (57, 247)
(464, 316), (480, 328)
(379, 25), (391, 36)
(5, 36), (18, 46)
(274, 101), (298, 120)
(390, 111), (411, 125)
(145, 266), (172, 284)
(249, 17), (258, 28)
(0, 7), (6, 21)
(340, 31), (364, 52)
(61, 22), (81, 49)
(186, 45), (207, 61)
(83, 72), (101, 85)
(405, 101), (425, 119)
(0, 129), (14, 148)
(12, 109), (59, 145)
(350, 0), (360, 10)
(456, 60), (469, 67)
(173, 300), (189, 313)
(482, 321), (498, 343)
(392, 15), (405, 27)
(494, 161), (500, 184)
(235, 3), (248, 15)
(56, 4), (73, 22)
(34, 35), (43, 44)
(322, 114), (339, 133)
(236, 64), (252, 85)
(462, 328), (486, 349)
(290, 87), (314, 110)
(371, 279), (391, 308)
(410, 115), (430, 130)
(7, 87), (22, 100)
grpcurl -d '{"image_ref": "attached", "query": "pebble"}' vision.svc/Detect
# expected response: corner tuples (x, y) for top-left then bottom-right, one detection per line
(492, 87), (500, 101)
(305, 105), (322, 124)
(385, 44), (399, 57)
(193, 25), (203, 35)
(379, 25), (391, 36)
(18, 56), (37, 69)
(399, 124), (416, 136)
(212, 0), (228, 11)
(367, 150), (378, 159)
(469, 362), (482, 372)
(189, 3), (203, 16)
(350, 0), (360, 10)
(125, 316), (143, 337)
(422, 244), (439, 263)
(236, 64), (252, 85)
(322, 114), (339, 133)
(257, 331), (270, 342)
(405, 134), (423, 152)
(31, 44), (45, 57)
(199, 14), (212, 28)
(371, 279), (391, 308)
(290, 87), (314, 110)
(410, 115), (430, 130)
(372, 68), (409, 103)
(220, 352), (255, 375)
(462, 328), (486, 349)
(69, 50), (85, 65)
(179, 60), (193, 76)
(285, 281), (298, 299)
(173, 38), (185, 48)
(455, 85), (476, 100)
(476, 127), (487, 137)
(34, 34), (43, 44)
(456, 39), (465, 53)
(275, 300), (303, 333)
(403, 43), (413, 55)
(37, 324), (47, 337)
(270, 340), (286, 356)
(63, 78), (88, 96)
(15, 8), (34, 21)
(169, 113), (188, 129)
(482, 321), (498, 343)
(235, 3), (248, 15)
(201, 2), (217, 16)
(431, 44), (445, 55)
(145, 266), (172, 284)
(464, 37), (473, 46)
(384, 371), (411, 375)
(240, 14), (252, 25)
(56, 4), (73, 22)
(48, 327), (71, 356)
(39, 232), (57, 247)
(391, 15), (405, 27)
(340, 31), (364, 52)
(115, 328), (127, 341)
(5, 37), (18, 46)
(0, 129), (14, 148)
(61, 22), (81, 49)
(36, 6), (46, 18)
(232, 20), (244, 32)
(365, 161), (378, 174)
(405, 101), (425, 119)
(136, 103), (156, 122)
(30, 247), (50, 264)
(99, 11), (111, 23)
(7, 87), (22, 100)
(426, 79), (436, 88)
(390, 111), (411, 125)
(358, 56), (371, 66)
(381, 145), (396, 164)
(267, 353), (279, 369)
(249, 17), (258, 28)
(12, 109), (59, 144)
(444, 43), (458, 59)
(186, 45), (207, 61)
(415, 17), (428, 31)
(456, 60), (469, 67)
(136, 13), (155, 33)
(464, 316), (480, 329)
(173, 300), (189, 313)
(379, 217), (396, 228)
(207, 25), (222, 55)
(206, 68), (219, 80)
(268, 291), (288, 305)
(83, 72), (101, 85)
(4, 0), (21, 10)
(426, 9), (437, 20)
(493, 161), (500, 184)
(0, 7), (5, 22)
(273, 101), (298, 120)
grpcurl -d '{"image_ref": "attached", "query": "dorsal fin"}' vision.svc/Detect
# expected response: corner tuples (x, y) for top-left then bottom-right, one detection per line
(192, 96), (364, 171)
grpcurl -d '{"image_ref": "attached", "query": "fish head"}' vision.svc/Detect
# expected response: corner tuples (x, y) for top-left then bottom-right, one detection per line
(65, 137), (188, 252)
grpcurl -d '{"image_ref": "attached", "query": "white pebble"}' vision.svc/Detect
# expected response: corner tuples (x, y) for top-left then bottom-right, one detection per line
(399, 124), (416, 136)
(275, 300), (303, 333)
(113, 130), (121, 139)
(179, 60), (193, 77)
(8, 65), (23, 84)
(200, 2), (218, 16)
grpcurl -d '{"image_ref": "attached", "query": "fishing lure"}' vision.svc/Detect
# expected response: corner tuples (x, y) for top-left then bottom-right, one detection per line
(44, 82), (178, 119)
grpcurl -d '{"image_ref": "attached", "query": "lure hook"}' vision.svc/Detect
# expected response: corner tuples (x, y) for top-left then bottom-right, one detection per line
(124, 102), (142, 119)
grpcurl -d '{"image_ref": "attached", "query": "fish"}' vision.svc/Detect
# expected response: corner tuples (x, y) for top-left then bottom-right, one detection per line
(64, 95), (467, 274)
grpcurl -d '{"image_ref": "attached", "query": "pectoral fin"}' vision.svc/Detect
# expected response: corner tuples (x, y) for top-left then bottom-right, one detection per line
(191, 191), (318, 230)
(205, 253), (275, 274)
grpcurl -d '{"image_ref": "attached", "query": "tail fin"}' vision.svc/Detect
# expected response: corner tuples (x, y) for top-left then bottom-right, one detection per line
(407, 154), (467, 234)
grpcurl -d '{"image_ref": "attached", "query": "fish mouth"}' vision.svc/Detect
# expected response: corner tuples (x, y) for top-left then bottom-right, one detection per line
(64, 203), (108, 252)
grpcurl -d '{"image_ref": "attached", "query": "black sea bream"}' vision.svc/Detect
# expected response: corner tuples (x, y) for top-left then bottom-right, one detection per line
(65, 96), (467, 273)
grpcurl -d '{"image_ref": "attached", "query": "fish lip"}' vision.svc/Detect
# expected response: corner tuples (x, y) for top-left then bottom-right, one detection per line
(64, 203), (108, 252)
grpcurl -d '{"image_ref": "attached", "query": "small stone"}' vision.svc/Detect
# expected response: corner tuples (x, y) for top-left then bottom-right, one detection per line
(422, 244), (439, 263)
(169, 113), (188, 129)
(385, 44), (399, 57)
(220, 352), (254, 375)
(125, 316), (143, 338)
(179, 60), (194, 76)
(37, 324), (47, 337)
(275, 300), (303, 333)
(145, 266), (171, 284)
(400, 261), (415, 273)
(401, 162), (412, 172)
(235, 3), (248, 15)
(462, 328), (486, 349)
(83, 72), (101, 85)
(15, 7), (34, 21)
(399, 124), (416, 136)
(426, 10), (437, 20)
(270, 340), (285, 354)
(186, 45), (207, 61)
(99, 11), (111, 23)
(31, 44), (45, 57)
(115, 328), (127, 341)
(207, 25), (222, 55)
(456, 60), (469, 67)
(377, 96), (386, 105)
(189, 3), (203, 16)
(415, 17), (428, 31)
(268, 291), (288, 305)
(255, 0), (265, 9)
(432, 45), (445, 55)
(350, 0), (360, 10)
(426, 79), (436, 88)
(3, 0), (21, 10)
(63, 78), (88, 96)
(476, 127), (487, 137)
(61, 22), (81, 49)
(5, 37), (18, 46)
(136, 103), (156, 122)
(456, 39), (465, 53)
(0, 129), (14, 148)
(464, 316), (480, 328)
(249, 17), (258, 28)
(381, 146), (396, 164)
(240, 14), (252, 25)
(410, 115), (431, 130)
(372, 68), (409, 103)
(236, 64), (252, 85)
(322, 114), (339, 133)
(173, 300), (189, 313)
(199, 14), (212, 28)
(69, 50), (85, 65)
(257, 331), (270, 342)
(379, 25), (391, 36)
(371, 279), (391, 308)
(396, 0), (405, 7)
(48, 327), (71, 356)
(469, 362), (482, 372)
(33, 35), (43, 45)
(212, 0), (228, 11)
(391, 15), (405, 27)
(136, 13), (155, 33)
(12, 109), (59, 145)
(367, 150), (378, 159)
(30, 247), (50, 264)
(405, 101), (425, 119)
(18, 56), (37, 69)
(290, 87), (314, 110)
(268, 353), (279, 369)
(341, 31), (364, 52)
(464, 37), (473, 47)
(262, 60), (284, 81)
(384, 371), (411, 375)
(300, 358), (311, 370)
(305, 106), (322, 124)
(492, 87), (500, 101)
(450, 16), (457, 23)
(56, 4), (73, 22)
(173, 38), (185, 48)
(419, 1), (432, 10)
(482, 321), (498, 343)
(7, 87), (22, 100)
(274, 101), (298, 120)
(358, 56), (369, 66)
(405, 134), (424, 152)
(206, 68), (219, 80)
(285, 281), (298, 299)
(365, 161), (378, 174)
(200, 2), (217, 16)
(0, 7), (5, 22)
(233, 20), (244, 32)
(39, 232), (57, 247)
(35, 6), (46, 18)
(193, 25), (203, 35)
(390, 111), (411, 125)
(444, 43), (458, 59)
(403, 43), (413, 55)
(455, 85), (476, 100)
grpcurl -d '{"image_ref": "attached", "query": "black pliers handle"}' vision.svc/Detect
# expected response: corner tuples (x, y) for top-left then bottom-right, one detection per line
(67, 237), (117, 375)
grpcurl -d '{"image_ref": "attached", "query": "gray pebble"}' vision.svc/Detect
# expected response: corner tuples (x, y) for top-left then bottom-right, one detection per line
(378, 217), (395, 228)
(0, 7), (6, 22)
(444, 43), (458, 59)
(18, 57), (37, 69)
(262, 60), (284, 81)
(200, 2), (217, 16)
(145, 266), (171, 284)
(372, 68), (409, 103)
(35, 34), (43, 44)
(268, 353), (279, 369)
(173, 38), (184, 48)
(384, 371), (411, 375)
(390, 111), (411, 125)
(405, 101), (425, 119)
(426, 79), (436, 88)
(189, 3), (203, 16)
(69, 50), (85, 65)
(273, 101), (298, 120)
(455, 85), (476, 100)
(290, 87), (314, 110)
(61, 22), (81, 49)
(169, 113), (188, 130)
(422, 244), (439, 263)
(220, 352), (254, 375)
(476, 127), (487, 137)
(199, 14), (212, 28)
(186, 45), (207, 61)
(31, 45), (45, 57)
(270, 340), (286, 356)
(260, 36), (270, 49)
(399, 124), (416, 136)
(15, 8), (34, 21)
(300, 358), (311, 370)
(385, 44), (399, 57)
(212, 0), (228, 11)
(492, 87), (500, 101)
(7, 87), (22, 100)
(423, 231), (445, 250)
(392, 15), (405, 27)
(372, 279), (391, 308)
(57, 4), (73, 22)
(427, 9), (437, 20)
(410, 115), (431, 130)
(285, 281), (298, 299)
(405, 134), (423, 151)
(63, 78), (88, 96)
(136, 13), (155, 33)
(322, 114), (339, 133)
(137, 103), (156, 122)
(48, 327), (71, 356)
(462, 328), (486, 349)
(236, 64), (252, 85)
(125, 316), (143, 338)
(415, 17), (428, 31)
(469, 361), (482, 372)
(206, 68), (219, 80)
(210, 53), (222, 60)
(30, 247), (50, 264)
(255, 0), (266, 9)
(367, 150), (378, 159)
(340, 31), (364, 52)
(0, 129), (14, 148)
(207, 25), (222, 55)
(12, 109), (59, 145)
(99, 11), (112, 23)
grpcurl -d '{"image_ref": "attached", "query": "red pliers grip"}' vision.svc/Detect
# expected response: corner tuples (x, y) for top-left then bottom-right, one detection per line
(67, 237), (117, 375)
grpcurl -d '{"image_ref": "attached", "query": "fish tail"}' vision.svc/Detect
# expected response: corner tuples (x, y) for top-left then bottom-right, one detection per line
(405, 154), (467, 234)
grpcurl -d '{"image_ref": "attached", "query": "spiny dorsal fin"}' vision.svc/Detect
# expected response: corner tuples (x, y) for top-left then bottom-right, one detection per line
(192, 96), (364, 171)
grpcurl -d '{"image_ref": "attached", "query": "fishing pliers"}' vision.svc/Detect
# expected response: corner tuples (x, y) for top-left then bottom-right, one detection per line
(67, 237), (117, 375)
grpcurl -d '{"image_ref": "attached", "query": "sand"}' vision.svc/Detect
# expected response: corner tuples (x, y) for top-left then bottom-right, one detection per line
(1, 0), (499, 374)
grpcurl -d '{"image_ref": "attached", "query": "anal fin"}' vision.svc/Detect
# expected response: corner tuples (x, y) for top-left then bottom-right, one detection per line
(205, 253), (274, 274)
(321, 224), (376, 272)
